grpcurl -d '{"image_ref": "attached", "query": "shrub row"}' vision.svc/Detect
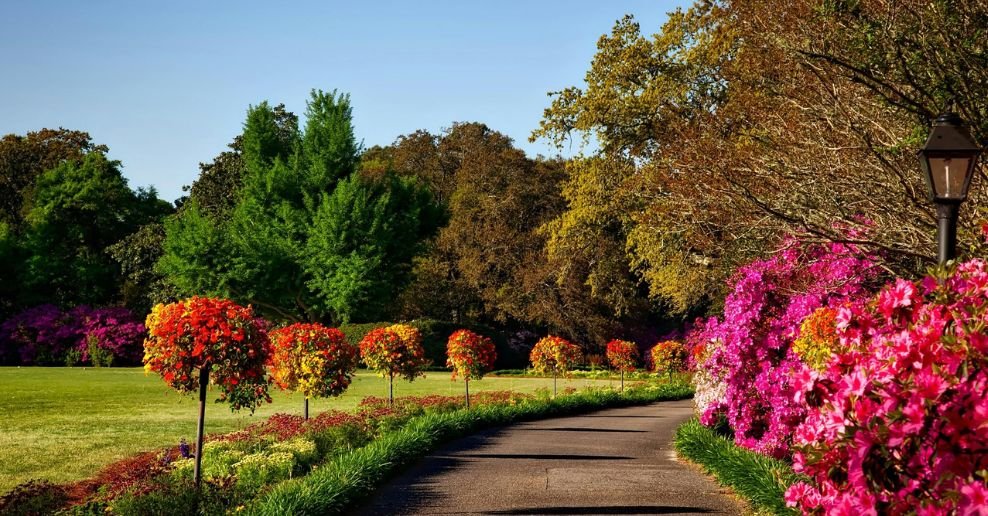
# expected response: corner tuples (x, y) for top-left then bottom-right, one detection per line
(249, 383), (693, 515)
(674, 419), (801, 515)
(340, 318), (527, 369)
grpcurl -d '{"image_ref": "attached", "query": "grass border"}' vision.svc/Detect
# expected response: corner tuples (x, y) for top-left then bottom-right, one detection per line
(674, 418), (803, 515)
(247, 384), (693, 515)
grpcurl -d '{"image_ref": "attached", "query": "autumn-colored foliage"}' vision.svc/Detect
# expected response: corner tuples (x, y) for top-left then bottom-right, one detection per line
(605, 339), (638, 372)
(529, 335), (582, 376)
(268, 323), (358, 399)
(649, 341), (687, 377)
(142, 297), (270, 411)
(446, 329), (497, 381)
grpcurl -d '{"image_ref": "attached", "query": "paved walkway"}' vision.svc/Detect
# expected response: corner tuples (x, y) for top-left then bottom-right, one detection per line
(350, 399), (742, 515)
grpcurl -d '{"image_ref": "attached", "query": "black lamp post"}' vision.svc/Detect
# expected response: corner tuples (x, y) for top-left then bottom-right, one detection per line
(917, 112), (982, 264)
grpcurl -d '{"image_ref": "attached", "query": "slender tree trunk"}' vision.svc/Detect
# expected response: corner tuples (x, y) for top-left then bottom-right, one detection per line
(193, 363), (209, 489)
(621, 370), (625, 392)
(303, 397), (309, 420)
(553, 371), (557, 397)
(389, 374), (394, 407)
(465, 378), (470, 409)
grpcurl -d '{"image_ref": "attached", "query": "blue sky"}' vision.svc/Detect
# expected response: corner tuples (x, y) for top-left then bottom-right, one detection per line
(1, 1), (683, 203)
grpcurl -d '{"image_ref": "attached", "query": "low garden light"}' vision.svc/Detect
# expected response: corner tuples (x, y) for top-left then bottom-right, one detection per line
(917, 111), (982, 264)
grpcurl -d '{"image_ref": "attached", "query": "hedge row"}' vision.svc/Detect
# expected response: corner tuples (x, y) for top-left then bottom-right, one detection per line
(248, 383), (693, 515)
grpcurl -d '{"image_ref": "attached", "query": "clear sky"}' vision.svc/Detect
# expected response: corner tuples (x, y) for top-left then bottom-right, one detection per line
(1, 1), (684, 203)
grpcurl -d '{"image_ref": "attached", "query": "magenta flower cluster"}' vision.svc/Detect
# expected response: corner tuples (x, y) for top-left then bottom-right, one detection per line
(693, 238), (881, 457)
(0, 305), (146, 366)
(785, 261), (988, 514)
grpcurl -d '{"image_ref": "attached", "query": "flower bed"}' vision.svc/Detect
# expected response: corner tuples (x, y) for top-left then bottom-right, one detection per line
(0, 390), (532, 515)
(1, 379), (692, 516)
(680, 235), (988, 513)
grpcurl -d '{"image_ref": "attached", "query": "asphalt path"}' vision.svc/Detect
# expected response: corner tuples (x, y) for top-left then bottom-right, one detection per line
(350, 399), (742, 515)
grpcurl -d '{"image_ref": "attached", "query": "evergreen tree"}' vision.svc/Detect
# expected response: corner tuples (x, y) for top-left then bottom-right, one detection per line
(160, 89), (442, 324)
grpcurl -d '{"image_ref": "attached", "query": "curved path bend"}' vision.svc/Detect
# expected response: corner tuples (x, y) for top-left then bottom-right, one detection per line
(351, 399), (742, 516)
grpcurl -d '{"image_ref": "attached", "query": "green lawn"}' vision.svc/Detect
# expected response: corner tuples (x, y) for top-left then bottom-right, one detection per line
(0, 367), (616, 492)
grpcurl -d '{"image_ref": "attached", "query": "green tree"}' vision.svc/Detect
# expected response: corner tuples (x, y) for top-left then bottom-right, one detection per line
(20, 152), (172, 307)
(0, 128), (106, 228)
(160, 89), (442, 324)
(306, 173), (444, 323)
(180, 103), (299, 219)
(535, 1), (988, 316)
(0, 222), (21, 318)
(106, 223), (179, 315)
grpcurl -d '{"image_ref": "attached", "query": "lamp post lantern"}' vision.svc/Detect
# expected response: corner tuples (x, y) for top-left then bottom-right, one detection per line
(917, 111), (982, 264)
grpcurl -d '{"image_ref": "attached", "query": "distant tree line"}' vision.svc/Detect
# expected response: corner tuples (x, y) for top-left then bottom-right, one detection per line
(7, 0), (980, 352)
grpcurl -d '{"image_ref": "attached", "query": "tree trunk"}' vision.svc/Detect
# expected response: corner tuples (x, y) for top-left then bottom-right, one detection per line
(389, 374), (394, 407)
(303, 397), (309, 420)
(465, 378), (470, 409)
(621, 370), (625, 392)
(553, 371), (557, 397)
(193, 363), (209, 489)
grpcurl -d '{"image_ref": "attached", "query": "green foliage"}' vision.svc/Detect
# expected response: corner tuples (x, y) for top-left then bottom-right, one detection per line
(309, 422), (373, 458)
(19, 152), (172, 307)
(301, 90), (359, 192)
(234, 452), (295, 493)
(85, 335), (114, 368)
(106, 223), (178, 315)
(157, 201), (233, 300)
(674, 419), (802, 515)
(269, 438), (319, 470)
(160, 90), (441, 324)
(0, 221), (21, 318)
(247, 383), (692, 515)
(110, 475), (229, 516)
(306, 173), (443, 323)
(0, 128), (105, 228)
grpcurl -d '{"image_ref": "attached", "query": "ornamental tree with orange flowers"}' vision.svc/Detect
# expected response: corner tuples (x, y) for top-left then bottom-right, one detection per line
(142, 296), (271, 487)
(530, 335), (583, 396)
(650, 340), (687, 378)
(446, 329), (497, 408)
(606, 339), (638, 391)
(359, 323), (429, 406)
(268, 323), (359, 420)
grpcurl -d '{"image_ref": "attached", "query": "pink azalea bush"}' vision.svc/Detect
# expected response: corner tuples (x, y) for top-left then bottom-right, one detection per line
(695, 238), (880, 457)
(785, 261), (988, 514)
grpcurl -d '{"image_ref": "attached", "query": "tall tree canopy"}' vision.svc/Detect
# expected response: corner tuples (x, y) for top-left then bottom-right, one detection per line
(159, 90), (442, 324)
(0, 128), (107, 228)
(19, 152), (172, 307)
(370, 122), (657, 346)
(534, 0), (988, 315)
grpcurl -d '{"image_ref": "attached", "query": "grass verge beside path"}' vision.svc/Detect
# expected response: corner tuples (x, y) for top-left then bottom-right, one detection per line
(249, 384), (693, 516)
(0, 367), (610, 492)
(674, 419), (802, 515)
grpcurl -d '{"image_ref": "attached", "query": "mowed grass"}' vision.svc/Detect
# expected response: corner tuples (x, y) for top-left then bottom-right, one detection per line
(0, 367), (615, 492)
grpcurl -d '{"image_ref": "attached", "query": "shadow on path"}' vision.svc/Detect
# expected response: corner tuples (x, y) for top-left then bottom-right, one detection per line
(456, 453), (634, 461)
(520, 427), (648, 433)
(487, 506), (716, 515)
(349, 400), (741, 516)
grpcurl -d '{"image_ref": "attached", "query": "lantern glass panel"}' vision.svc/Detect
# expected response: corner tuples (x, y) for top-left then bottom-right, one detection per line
(928, 157), (972, 200)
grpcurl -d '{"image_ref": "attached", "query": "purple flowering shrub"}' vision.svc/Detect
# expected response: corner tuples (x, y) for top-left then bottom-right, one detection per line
(694, 237), (881, 457)
(0, 305), (146, 366)
(75, 306), (146, 365)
